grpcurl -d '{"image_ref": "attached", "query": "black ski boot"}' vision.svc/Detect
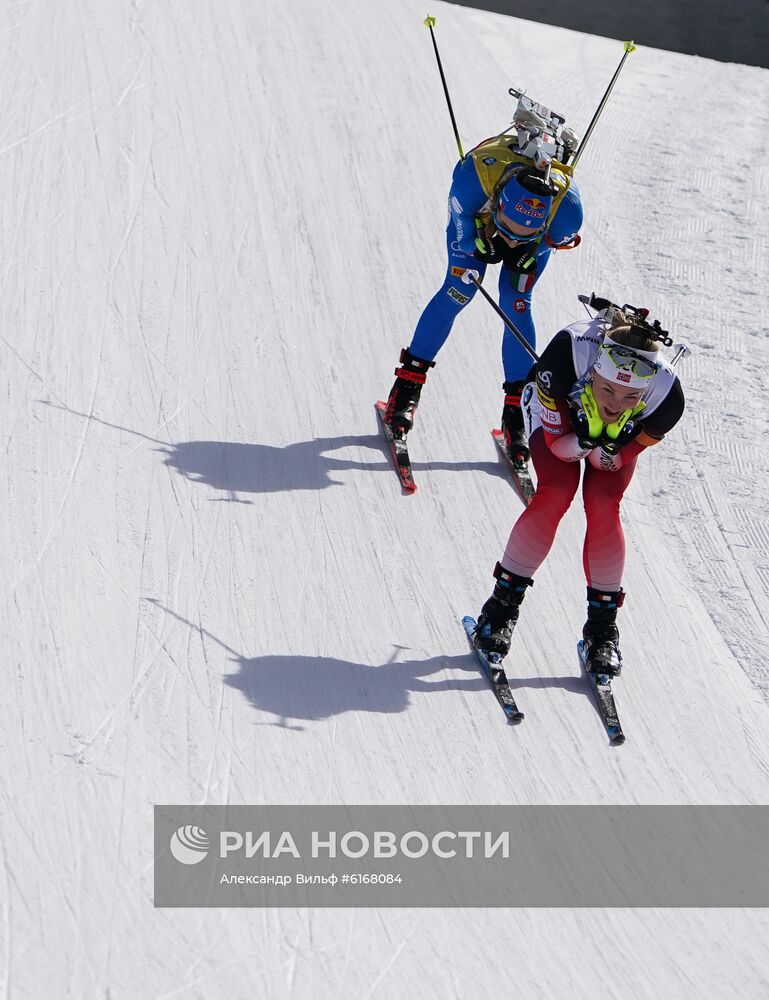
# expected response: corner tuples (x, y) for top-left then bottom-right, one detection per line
(383, 348), (435, 438)
(582, 587), (625, 676)
(474, 563), (533, 657)
(501, 380), (530, 467)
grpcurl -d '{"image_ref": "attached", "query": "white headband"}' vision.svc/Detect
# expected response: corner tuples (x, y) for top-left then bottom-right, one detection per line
(592, 336), (660, 389)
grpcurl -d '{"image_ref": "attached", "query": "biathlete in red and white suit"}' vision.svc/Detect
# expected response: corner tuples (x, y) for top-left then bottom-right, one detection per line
(473, 308), (685, 675)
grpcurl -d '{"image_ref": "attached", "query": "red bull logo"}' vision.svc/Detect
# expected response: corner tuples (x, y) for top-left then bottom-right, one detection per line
(513, 197), (547, 218)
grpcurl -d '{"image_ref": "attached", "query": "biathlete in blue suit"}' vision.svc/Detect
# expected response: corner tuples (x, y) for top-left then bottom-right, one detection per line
(382, 133), (583, 463)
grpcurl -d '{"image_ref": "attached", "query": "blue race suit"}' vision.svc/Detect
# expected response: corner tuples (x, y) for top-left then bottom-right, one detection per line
(408, 151), (583, 383)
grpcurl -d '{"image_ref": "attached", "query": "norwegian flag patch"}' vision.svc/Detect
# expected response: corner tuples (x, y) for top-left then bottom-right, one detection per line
(616, 372), (631, 383)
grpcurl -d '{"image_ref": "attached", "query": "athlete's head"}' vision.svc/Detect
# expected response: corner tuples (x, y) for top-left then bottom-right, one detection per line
(590, 369), (646, 423)
(590, 310), (662, 422)
(494, 171), (553, 245)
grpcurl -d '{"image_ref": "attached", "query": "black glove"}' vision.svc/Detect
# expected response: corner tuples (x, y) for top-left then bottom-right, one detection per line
(474, 233), (505, 265)
(570, 403), (641, 453)
(570, 406), (601, 450)
(599, 416), (641, 454)
(501, 241), (539, 276)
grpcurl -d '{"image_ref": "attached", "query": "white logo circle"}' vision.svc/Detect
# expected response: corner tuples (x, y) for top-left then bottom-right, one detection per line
(170, 825), (209, 865)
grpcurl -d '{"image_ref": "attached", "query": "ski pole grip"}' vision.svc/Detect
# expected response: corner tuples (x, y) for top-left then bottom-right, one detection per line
(670, 343), (691, 367)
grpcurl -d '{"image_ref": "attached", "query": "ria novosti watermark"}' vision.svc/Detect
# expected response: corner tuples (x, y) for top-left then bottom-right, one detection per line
(155, 804), (769, 907)
(171, 826), (511, 863)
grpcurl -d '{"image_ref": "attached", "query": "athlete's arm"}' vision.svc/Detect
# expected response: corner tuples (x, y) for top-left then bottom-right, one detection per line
(448, 158), (488, 254)
(535, 332), (594, 461)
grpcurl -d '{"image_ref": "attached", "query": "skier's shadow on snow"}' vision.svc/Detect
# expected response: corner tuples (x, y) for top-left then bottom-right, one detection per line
(507, 675), (586, 695)
(504, 674), (609, 734)
(36, 404), (506, 496)
(161, 434), (507, 497)
(149, 601), (595, 728)
(147, 599), (485, 727)
(225, 656), (595, 728)
(161, 434), (386, 496)
(224, 651), (486, 728)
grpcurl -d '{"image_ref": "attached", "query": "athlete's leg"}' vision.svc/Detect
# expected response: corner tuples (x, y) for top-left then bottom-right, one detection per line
(500, 427), (581, 577)
(581, 457), (639, 591)
(497, 245), (552, 382)
(496, 248), (552, 462)
(408, 216), (486, 362)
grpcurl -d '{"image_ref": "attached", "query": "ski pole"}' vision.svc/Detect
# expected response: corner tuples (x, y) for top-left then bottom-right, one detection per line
(461, 270), (539, 362)
(571, 40), (637, 170)
(423, 15), (465, 162)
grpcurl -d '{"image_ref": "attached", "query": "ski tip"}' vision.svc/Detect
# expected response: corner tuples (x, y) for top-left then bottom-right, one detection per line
(461, 616), (479, 639)
(507, 711), (525, 725)
(609, 732), (626, 747)
(376, 401), (418, 492)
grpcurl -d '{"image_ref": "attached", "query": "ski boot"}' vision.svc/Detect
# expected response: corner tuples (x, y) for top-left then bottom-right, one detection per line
(501, 380), (530, 467)
(474, 562), (533, 657)
(582, 587), (625, 676)
(383, 348), (435, 439)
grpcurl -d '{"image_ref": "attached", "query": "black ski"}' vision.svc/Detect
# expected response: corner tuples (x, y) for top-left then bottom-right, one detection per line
(578, 640), (625, 746)
(491, 428), (535, 505)
(462, 616), (524, 723)
(375, 401), (417, 493)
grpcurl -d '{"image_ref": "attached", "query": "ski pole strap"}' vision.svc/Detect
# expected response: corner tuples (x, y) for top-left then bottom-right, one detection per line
(571, 40), (637, 171)
(423, 16), (465, 162)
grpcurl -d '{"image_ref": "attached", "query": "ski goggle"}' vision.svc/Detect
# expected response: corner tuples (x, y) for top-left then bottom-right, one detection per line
(601, 344), (660, 379)
(492, 207), (544, 244)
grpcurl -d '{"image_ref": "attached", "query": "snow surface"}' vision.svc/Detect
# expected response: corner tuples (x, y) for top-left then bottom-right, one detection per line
(2, 0), (769, 996)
